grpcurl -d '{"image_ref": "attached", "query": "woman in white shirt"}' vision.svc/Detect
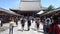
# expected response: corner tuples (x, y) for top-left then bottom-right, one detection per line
(9, 17), (15, 34)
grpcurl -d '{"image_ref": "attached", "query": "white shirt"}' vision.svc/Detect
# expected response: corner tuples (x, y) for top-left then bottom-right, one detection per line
(9, 21), (15, 27)
(45, 18), (51, 25)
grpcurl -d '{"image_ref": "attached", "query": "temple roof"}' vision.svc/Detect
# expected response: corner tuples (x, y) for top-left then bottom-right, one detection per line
(43, 8), (60, 15)
(10, 6), (47, 11)
(10, 0), (47, 11)
(19, 2), (41, 11)
(0, 7), (20, 16)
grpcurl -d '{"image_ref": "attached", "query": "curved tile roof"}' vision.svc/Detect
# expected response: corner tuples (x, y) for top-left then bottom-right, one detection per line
(43, 8), (60, 15)
(0, 7), (20, 16)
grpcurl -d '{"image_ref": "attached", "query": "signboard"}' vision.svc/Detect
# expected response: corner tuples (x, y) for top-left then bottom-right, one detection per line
(21, 0), (40, 2)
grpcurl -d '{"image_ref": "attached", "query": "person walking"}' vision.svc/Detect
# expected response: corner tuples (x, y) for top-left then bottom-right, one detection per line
(44, 17), (51, 34)
(35, 18), (40, 31)
(49, 15), (60, 34)
(15, 17), (18, 26)
(27, 17), (31, 31)
(9, 17), (15, 34)
(21, 17), (25, 31)
(49, 19), (60, 34)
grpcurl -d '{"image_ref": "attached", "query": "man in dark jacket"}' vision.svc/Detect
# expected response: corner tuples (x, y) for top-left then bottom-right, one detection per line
(21, 17), (25, 31)
(27, 17), (31, 31)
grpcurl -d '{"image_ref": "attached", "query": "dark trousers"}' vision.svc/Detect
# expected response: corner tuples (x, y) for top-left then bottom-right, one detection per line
(9, 26), (13, 34)
(43, 25), (49, 34)
(28, 26), (30, 30)
(16, 21), (18, 25)
(28, 23), (31, 31)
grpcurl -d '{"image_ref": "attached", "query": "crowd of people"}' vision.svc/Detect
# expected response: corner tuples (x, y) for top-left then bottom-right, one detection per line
(20, 16), (41, 31)
(0, 14), (60, 34)
(9, 16), (41, 34)
(42, 14), (60, 34)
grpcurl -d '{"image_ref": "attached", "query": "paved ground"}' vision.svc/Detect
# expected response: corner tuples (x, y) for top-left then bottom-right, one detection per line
(0, 23), (9, 32)
(0, 20), (44, 34)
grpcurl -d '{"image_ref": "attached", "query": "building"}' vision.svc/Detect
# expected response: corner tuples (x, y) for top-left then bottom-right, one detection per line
(42, 8), (60, 16)
(10, 0), (46, 17)
(0, 7), (20, 23)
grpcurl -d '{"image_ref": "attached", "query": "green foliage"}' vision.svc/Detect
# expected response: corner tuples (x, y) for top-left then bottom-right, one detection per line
(47, 5), (55, 11)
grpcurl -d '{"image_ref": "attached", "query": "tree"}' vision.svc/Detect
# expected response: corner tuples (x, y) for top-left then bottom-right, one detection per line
(47, 5), (55, 11)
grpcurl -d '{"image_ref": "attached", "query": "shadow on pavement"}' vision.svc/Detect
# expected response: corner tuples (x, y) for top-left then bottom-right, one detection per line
(38, 31), (44, 33)
(31, 28), (44, 33)
(31, 28), (36, 31)
(0, 26), (9, 32)
(24, 29), (29, 31)
(18, 29), (22, 31)
(40, 29), (43, 30)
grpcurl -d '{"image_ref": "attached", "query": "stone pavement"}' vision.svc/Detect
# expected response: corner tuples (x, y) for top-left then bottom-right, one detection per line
(0, 20), (44, 34)
(0, 23), (10, 34)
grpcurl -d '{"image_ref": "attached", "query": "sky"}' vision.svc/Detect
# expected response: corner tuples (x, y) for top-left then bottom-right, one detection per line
(0, 0), (60, 9)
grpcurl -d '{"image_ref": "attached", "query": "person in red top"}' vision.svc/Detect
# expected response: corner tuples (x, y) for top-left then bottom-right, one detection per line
(49, 22), (60, 34)
(49, 16), (60, 34)
(55, 24), (60, 34)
